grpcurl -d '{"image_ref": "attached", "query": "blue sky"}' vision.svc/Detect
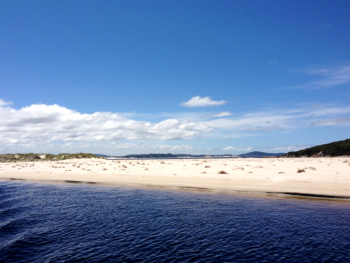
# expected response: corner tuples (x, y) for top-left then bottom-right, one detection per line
(1, 0), (350, 155)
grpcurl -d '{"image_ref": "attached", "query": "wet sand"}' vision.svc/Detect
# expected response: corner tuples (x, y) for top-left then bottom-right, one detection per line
(1, 157), (350, 199)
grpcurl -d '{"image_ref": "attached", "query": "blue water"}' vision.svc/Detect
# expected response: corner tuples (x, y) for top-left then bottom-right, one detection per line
(1, 181), (350, 262)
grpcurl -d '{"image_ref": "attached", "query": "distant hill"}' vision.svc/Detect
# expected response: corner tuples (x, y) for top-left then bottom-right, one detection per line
(94, 154), (111, 157)
(121, 153), (236, 159)
(115, 152), (284, 159)
(238, 151), (284, 158)
(285, 138), (350, 157)
(0, 153), (99, 162)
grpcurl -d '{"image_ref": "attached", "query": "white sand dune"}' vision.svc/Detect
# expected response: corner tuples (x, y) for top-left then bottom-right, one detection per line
(1, 157), (350, 199)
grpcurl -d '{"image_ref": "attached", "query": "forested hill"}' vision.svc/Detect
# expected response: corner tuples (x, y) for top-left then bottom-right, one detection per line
(238, 151), (284, 158)
(285, 139), (350, 157)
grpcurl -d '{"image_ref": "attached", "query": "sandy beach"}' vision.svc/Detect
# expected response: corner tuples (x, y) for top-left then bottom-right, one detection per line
(1, 157), (350, 199)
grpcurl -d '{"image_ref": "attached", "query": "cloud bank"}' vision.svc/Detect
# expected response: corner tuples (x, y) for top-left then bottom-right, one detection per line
(180, 96), (226, 107)
(0, 99), (212, 153)
(1, 99), (350, 154)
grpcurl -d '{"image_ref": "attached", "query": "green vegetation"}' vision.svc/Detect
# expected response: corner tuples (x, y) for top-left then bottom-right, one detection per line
(285, 138), (350, 157)
(0, 153), (99, 162)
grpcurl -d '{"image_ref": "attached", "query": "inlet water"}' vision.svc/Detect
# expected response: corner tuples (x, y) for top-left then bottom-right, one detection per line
(1, 180), (350, 262)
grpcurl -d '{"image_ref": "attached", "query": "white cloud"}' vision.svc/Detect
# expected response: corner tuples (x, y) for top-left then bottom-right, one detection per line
(0, 98), (12, 107)
(1, 99), (350, 154)
(0, 101), (213, 153)
(204, 105), (350, 133)
(204, 113), (290, 131)
(222, 146), (252, 152)
(293, 65), (350, 89)
(212, 111), (233, 118)
(180, 96), (226, 107)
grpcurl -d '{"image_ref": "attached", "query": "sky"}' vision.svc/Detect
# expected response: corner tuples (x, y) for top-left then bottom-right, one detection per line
(1, 0), (350, 155)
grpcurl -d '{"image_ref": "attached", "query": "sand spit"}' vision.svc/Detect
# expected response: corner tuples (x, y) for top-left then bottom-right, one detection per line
(1, 157), (350, 200)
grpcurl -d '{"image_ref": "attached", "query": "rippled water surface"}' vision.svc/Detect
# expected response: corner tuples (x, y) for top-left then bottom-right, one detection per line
(1, 180), (350, 262)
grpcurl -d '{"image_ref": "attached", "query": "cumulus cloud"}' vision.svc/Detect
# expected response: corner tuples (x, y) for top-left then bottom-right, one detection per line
(293, 65), (350, 89)
(0, 98), (12, 107)
(180, 96), (226, 107)
(0, 101), (212, 153)
(212, 111), (233, 118)
(1, 99), (350, 154)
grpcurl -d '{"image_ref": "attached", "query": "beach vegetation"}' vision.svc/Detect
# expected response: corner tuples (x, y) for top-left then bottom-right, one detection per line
(0, 153), (99, 162)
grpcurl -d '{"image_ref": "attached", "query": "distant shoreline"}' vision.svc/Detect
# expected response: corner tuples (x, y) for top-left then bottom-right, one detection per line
(105, 156), (240, 161)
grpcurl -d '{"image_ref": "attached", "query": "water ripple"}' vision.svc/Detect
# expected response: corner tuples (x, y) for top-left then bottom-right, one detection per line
(0, 181), (350, 262)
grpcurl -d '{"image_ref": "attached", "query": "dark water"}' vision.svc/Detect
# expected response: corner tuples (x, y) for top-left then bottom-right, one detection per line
(1, 181), (350, 263)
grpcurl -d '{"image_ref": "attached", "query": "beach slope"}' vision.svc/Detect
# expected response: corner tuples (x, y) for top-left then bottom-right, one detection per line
(1, 157), (350, 199)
